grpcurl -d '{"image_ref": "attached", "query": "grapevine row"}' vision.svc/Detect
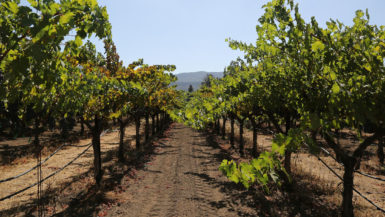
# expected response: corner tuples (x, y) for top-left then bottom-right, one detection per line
(177, 1), (385, 216)
(0, 1), (182, 214)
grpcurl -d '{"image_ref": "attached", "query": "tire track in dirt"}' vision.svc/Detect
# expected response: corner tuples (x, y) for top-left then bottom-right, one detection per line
(107, 123), (249, 217)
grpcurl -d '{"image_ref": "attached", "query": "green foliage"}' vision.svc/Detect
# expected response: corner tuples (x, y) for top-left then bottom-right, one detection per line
(219, 149), (287, 192)
(182, 0), (385, 194)
(0, 0), (180, 138)
(218, 128), (321, 191)
(0, 0), (112, 125)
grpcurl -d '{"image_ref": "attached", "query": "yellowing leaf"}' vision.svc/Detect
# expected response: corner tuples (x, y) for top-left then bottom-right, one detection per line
(30, 86), (37, 96)
(311, 41), (325, 52)
(374, 46), (380, 53)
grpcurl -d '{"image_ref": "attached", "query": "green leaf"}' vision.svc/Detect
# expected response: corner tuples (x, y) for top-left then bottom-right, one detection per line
(59, 12), (75, 25)
(311, 41), (325, 52)
(272, 142), (279, 153)
(332, 83), (340, 94)
(27, 0), (38, 7)
(5, 2), (19, 14)
(356, 10), (364, 18)
(75, 36), (83, 47)
(87, 0), (97, 8)
(61, 73), (68, 82)
(185, 110), (194, 120)
(32, 26), (49, 42)
(363, 64), (372, 72)
(101, 7), (109, 19)
(330, 71), (336, 80)
(48, 26), (57, 36)
(272, 141), (285, 156)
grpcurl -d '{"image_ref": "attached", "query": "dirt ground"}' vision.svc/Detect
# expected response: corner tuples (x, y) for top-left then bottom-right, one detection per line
(0, 121), (140, 216)
(0, 121), (384, 216)
(106, 123), (258, 217)
(218, 120), (385, 217)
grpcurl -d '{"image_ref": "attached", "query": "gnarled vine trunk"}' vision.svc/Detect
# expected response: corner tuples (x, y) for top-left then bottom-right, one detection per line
(135, 117), (141, 150)
(251, 118), (258, 158)
(222, 117), (227, 139)
(118, 118), (125, 162)
(92, 115), (102, 185)
(80, 116), (85, 136)
(230, 116), (235, 149)
(145, 113), (150, 143)
(239, 119), (244, 156)
(284, 116), (292, 174)
(156, 114), (160, 133)
(215, 118), (220, 134)
(341, 157), (355, 217)
(152, 114), (156, 135)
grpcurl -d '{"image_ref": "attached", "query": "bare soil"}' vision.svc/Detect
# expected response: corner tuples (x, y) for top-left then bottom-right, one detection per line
(1, 121), (384, 217)
(106, 123), (258, 217)
(220, 120), (385, 217)
(0, 120), (141, 216)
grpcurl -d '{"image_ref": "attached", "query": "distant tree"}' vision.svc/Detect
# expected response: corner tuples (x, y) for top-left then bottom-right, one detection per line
(201, 74), (213, 88)
(188, 84), (194, 93)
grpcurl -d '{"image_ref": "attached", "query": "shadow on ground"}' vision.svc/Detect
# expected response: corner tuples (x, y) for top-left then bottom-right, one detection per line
(0, 124), (171, 217)
(187, 130), (339, 217)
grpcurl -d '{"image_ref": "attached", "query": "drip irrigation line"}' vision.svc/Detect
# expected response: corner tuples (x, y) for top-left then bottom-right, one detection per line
(355, 170), (385, 182)
(319, 147), (385, 182)
(0, 129), (109, 184)
(351, 184), (385, 213)
(316, 154), (385, 214)
(0, 143), (67, 183)
(65, 143), (91, 148)
(0, 143), (93, 202)
(0, 128), (117, 202)
(305, 143), (385, 214)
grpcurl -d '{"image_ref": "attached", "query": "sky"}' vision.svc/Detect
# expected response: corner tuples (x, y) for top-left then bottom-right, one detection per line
(89, 0), (385, 73)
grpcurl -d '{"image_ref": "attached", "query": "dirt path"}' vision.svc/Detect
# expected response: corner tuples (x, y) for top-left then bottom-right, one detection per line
(107, 123), (256, 217)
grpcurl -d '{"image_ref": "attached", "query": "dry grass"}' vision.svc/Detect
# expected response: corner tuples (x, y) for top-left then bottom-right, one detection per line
(219, 119), (385, 217)
(0, 120), (156, 216)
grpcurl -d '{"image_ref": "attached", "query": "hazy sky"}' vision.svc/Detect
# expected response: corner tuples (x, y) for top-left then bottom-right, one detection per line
(89, 0), (385, 73)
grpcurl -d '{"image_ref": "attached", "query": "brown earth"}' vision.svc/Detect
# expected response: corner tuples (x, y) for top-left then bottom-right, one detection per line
(106, 123), (258, 217)
(1, 120), (384, 217)
(218, 120), (385, 217)
(0, 120), (142, 216)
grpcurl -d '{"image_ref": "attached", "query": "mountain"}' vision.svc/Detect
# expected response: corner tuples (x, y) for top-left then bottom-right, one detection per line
(172, 71), (223, 91)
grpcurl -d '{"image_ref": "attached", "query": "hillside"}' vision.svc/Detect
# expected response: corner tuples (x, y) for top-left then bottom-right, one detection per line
(173, 71), (223, 91)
